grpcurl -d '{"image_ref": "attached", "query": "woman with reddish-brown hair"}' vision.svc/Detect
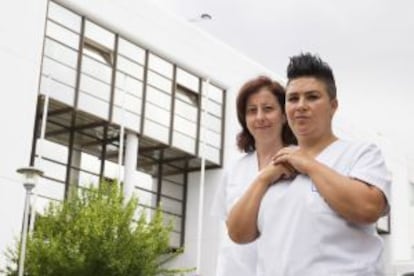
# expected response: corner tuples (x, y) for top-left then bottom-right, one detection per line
(211, 75), (296, 276)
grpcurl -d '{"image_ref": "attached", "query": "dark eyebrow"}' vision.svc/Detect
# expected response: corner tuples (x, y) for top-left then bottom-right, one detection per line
(286, 92), (299, 96)
(304, 90), (322, 95)
(288, 90), (320, 96)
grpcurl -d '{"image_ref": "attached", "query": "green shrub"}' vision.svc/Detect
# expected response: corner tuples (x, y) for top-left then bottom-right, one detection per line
(4, 181), (190, 276)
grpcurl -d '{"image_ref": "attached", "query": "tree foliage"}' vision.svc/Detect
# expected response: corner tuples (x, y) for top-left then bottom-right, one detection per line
(4, 182), (189, 276)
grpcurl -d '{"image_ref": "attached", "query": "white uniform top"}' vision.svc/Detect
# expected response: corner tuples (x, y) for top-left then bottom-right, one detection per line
(211, 152), (259, 276)
(257, 140), (391, 276)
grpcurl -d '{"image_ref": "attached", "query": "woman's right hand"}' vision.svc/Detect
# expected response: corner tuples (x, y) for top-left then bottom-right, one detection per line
(258, 162), (296, 186)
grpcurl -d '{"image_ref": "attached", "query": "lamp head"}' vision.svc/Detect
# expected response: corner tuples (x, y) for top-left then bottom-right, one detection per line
(16, 166), (44, 190)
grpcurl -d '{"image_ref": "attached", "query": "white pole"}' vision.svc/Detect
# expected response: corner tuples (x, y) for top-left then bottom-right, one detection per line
(118, 74), (127, 181)
(18, 186), (34, 276)
(38, 75), (51, 158)
(196, 78), (210, 275)
(118, 125), (125, 181)
(16, 167), (43, 276)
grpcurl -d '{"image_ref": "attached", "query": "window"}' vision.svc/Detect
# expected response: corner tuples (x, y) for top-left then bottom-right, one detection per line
(83, 38), (113, 65)
(172, 85), (199, 154)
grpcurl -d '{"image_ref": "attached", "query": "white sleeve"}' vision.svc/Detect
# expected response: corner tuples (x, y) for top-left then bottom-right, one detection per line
(210, 171), (228, 220)
(349, 143), (392, 213)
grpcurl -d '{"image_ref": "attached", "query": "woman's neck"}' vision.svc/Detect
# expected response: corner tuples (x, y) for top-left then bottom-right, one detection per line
(255, 140), (284, 170)
(298, 133), (338, 157)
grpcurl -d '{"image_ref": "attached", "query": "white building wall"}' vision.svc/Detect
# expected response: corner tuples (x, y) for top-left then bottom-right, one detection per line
(0, 0), (413, 275)
(334, 115), (414, 275)
(0, 0), (48, 269)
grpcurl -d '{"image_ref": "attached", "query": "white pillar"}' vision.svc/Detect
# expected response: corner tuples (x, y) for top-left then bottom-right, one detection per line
(123, 131), (139, 200)
(196, 78), (210, 275)
(69, 149), (82, 186)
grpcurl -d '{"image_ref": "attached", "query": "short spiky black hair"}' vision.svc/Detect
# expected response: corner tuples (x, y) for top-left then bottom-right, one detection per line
(287, 53), (337, 99)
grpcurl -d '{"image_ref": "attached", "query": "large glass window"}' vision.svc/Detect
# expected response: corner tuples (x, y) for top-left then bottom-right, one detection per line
(172, 84), (199, 154)
(199, 82), (225, 164)
(41, 5), (80, 106)
(143, 53), (174, 144)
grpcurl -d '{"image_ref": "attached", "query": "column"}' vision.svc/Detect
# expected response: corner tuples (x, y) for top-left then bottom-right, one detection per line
(123, 131), (139, 200)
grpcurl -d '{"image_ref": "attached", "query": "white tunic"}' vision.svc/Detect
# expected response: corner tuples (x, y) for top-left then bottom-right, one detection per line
(257, 140), (391, 276)
(211, 152), (259, 276)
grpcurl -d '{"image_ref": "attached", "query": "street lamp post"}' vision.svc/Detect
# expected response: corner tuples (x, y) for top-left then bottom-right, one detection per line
(16, 166), (44, 276)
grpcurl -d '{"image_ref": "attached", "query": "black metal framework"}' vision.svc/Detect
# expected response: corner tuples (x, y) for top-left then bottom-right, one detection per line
(29, 0), (226, 247)
(65, 15), (85, 199)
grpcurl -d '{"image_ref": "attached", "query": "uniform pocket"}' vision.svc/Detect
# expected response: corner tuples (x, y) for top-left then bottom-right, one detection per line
(307, 182), (337, 215)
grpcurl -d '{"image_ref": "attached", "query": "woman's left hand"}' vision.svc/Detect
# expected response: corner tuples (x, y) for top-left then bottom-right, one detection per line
(272, 147), (314, 175)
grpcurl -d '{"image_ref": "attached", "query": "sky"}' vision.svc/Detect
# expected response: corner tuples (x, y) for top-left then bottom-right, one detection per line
(153, 0), (414, 177)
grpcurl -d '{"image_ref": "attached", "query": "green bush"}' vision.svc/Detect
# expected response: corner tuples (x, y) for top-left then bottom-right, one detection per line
(4, 181), (190, 276)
